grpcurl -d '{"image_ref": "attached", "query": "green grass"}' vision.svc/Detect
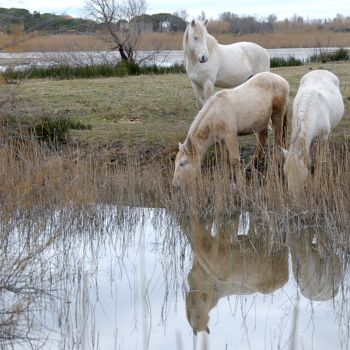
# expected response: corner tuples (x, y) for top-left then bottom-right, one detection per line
(3, 62), (186, 80)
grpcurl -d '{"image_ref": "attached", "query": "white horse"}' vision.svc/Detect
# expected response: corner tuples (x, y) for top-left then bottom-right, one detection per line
(290, 230), (343, 301)
(184, 19), (270, 108)
(283, 70), (344, 193)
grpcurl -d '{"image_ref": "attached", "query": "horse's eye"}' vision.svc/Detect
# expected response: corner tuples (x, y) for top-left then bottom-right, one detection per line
(180, 161), (187, 167)
(194, 36), (198, 41)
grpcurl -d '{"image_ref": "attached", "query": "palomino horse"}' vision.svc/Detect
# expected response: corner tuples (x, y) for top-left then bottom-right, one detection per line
(184, 19), (270, 108)
(184, 218), (288, 335)
(172, 72), (289, 187)
(283, 70), (344, 194)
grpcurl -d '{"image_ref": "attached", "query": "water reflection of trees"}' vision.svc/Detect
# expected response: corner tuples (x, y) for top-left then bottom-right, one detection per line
(0, 206), (189, 349)
(0, 206), (151, 348)
(0, 214), (58, 348)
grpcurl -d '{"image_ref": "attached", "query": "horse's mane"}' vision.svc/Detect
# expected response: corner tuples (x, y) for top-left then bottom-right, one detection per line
(289, 91), (312, 152)
(206, 33), (218, 54)
(187, 96), (213, 140)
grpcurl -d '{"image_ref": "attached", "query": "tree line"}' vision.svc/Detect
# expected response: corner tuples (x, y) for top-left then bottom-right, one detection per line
(1, 6), (349, 36)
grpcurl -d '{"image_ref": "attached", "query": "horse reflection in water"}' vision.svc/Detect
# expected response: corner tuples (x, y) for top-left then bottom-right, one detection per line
(184, 218), (289, 335)
(290, 230), (344, 301)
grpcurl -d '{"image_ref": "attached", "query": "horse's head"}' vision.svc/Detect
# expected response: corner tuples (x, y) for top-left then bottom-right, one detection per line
(172, 139), (200, 187)
(186, 290), (211, 336)
(186, 19), (209, 64)
(283, 149), (310, 194)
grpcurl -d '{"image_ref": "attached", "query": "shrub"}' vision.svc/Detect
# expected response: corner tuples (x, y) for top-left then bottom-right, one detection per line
(270, 56), (304, 67)
(1, 115), (91, 145)
(34, 116), (91, 144)
(309, 48), (349, 63)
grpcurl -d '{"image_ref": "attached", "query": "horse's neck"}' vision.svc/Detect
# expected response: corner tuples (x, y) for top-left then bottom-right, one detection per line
(187, 107), (213, 159)
(205, 33), (218, 53)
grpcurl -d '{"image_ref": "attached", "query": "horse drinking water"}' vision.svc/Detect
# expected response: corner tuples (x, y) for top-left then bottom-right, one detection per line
(172, 72), (289, 187)
(184, 19), (270, 108)
(283, 69), (344, 194)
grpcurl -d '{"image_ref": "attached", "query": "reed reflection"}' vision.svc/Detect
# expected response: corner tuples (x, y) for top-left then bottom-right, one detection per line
(291, 229), (344, 301)
(184, 216), (289, 335)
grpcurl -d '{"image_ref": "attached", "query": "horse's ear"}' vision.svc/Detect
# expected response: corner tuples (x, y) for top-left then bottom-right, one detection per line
(205, 327), (210, 334)
(204, 19), (209, 27)
(191, 19), (196, 27)
(282, 148), (289, 158)
(187, 137), (194, 153)
(178, 142), (184, 152)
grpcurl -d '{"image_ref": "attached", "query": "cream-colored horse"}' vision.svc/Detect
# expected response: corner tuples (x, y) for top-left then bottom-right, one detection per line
(185, 218), (288, 335)
(172, 72), (289, 187)
(283, 69), (344, 194)
(184, 19), (270, 108)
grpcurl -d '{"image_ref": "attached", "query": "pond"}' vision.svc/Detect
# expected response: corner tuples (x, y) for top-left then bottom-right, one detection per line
(0, 47), (349, 71)
(1, 206), (349, 349)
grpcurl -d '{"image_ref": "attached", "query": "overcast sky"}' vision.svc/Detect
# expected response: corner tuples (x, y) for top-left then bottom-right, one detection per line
(2, 0), (350, 20)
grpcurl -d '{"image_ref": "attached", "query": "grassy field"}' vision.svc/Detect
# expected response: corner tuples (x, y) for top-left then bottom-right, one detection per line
(1, 61), (349, 160)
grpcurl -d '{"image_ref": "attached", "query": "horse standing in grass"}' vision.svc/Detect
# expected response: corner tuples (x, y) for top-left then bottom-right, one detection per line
(172, 72), (289, 187)
(184, 19), (270, 108)
(283, 70), (344, 194)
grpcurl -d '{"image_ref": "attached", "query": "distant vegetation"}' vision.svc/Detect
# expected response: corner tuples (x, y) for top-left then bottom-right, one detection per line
(1, 7), (350, 36)
(0, 7), (94, 33)
(208, 12), (350, 34)
(0, 7), (186, 34)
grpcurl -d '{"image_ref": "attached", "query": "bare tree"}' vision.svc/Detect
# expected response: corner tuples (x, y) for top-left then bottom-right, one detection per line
(173, 9), (189, 24)
(85, 0), (148, 62)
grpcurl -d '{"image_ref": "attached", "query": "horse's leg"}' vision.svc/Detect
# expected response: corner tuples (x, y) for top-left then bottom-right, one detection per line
(191, 81), (205, 109)
(203, 81), (214, 102)
(224, 135), (241, 182)
(271, 106), (287, 164)
(252, 128), (268, 166)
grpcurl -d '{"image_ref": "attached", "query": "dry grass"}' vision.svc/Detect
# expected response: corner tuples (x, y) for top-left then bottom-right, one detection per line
(4, 33), (109, 52)
(216, 31), (350, 49)
(3, 30), (350, 52)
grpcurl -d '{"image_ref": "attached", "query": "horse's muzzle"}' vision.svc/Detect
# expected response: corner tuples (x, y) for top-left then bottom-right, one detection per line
(199, 56), (208, 63)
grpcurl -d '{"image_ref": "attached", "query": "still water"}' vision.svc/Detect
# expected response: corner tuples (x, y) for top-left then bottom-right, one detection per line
(0, 206), (349, 349)
(1, 48), (349, 71)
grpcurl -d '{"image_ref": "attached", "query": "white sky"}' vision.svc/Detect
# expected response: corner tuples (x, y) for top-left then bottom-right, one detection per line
(1, 0), (350, 20)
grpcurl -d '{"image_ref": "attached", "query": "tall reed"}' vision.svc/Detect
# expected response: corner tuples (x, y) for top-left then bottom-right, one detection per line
(1, 129), (349, 245)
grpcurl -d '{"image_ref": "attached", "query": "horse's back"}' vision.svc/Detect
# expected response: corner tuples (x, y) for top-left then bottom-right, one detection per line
(226, 41), (270, 71)
(300, 69), (340, 89)
(215, 41), (270, 87)
(245, 72), (289, 97)
(295, 70), (344, 129)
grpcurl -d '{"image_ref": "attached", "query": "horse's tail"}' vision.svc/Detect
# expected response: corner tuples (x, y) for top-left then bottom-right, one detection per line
(282, 106), (288, 148)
